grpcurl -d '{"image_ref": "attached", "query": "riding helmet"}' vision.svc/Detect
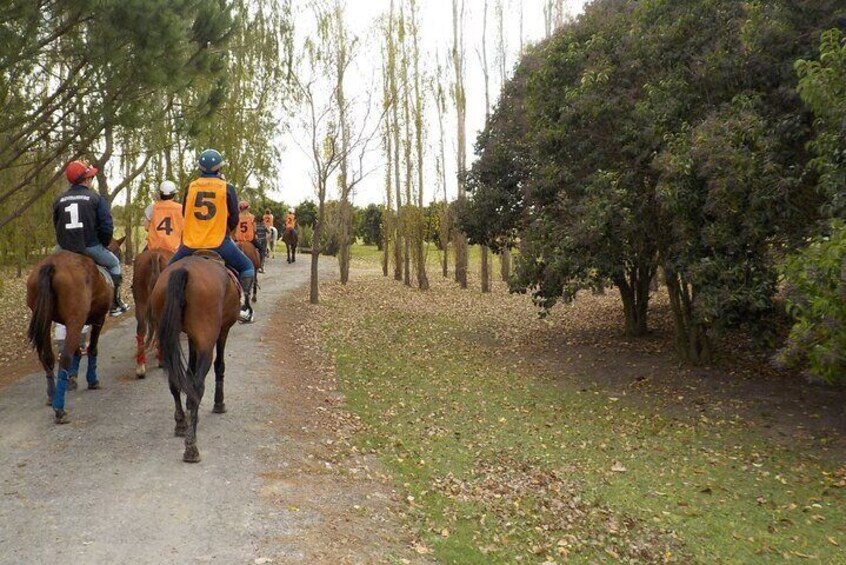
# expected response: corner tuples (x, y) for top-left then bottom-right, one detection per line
(65, 160), (98, 184)
(159, 180), (177, 195)
(198, 149), (224, 173)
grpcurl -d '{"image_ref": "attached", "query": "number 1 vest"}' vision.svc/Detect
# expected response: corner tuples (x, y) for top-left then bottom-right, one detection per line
(183, 177), (229, 249)
(148, 200), (184, 252)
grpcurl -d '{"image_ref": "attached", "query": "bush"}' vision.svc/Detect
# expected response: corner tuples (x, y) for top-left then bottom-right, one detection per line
(778, 221), (846, 384)
(299, 224), (313, 249)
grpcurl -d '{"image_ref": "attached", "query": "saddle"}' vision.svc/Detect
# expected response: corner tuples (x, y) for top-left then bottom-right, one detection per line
(191, 250), (242, 299)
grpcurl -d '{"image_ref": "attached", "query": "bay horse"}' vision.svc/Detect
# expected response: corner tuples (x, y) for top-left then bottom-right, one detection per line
(151, 254), (240, 463)
(26, 237), (125, 424)
(282, 227), (298, 264)
(236, 240), (260, 305)
(131, 248), (173, 378)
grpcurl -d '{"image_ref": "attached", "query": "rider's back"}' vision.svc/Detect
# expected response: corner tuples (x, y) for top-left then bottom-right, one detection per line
(183, 176), (228, 249)
(148, 199), (184, 252)
(53, 186), (103, 253)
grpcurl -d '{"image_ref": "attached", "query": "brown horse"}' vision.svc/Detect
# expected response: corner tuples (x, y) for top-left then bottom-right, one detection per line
(26, 237), (125, 423)
(151, 255), (240, 463)
(131, 248), (173, 378)
(236, 240), (260, 305)
(282, 227), (298, 264)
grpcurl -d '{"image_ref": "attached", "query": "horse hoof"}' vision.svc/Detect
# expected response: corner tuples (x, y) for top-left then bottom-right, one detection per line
(68, 376), (78, 391)
(174, 424), (187, 437)
(54, 410), (69, 425)
(213, 403), (227, 414)
(87, 381), (101, 390)
(136, 364), (146, 378)
(46, 397), (53, 407)
(183, 446), (201, 463)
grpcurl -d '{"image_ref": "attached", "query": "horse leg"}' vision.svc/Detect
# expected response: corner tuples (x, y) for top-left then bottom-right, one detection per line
(68, 350), (82, 391)
(84, 322), (103, 390)
(170, 377), (187, 437)
(212, 329), (230, 414)
(53, 322), (83, 424)
(183, 345), (211, 464)
(135, 318), (147, 378)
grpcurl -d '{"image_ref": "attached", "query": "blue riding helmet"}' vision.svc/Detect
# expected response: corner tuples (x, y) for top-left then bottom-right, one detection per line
(198, 149), (224, 173)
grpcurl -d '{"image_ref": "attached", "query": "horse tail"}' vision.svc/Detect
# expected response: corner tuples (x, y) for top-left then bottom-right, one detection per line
(27, 264), (55, 369)
(142, 252), (164, 351)
(157, 267), (197, 403)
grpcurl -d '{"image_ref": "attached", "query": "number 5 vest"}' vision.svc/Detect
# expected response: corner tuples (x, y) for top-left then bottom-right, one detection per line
(148, 199), (184, 252)
(183, 177), (229, 249)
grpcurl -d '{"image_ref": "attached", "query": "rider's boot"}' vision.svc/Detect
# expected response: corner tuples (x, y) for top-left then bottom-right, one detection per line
(239, 274), (255, 323)
(110, 274), (130, 317)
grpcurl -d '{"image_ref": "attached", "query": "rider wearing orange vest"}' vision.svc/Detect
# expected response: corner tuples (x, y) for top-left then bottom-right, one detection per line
(144, 180), (184, 253)
(284, 209), (297, 235)
(233, 202), (256, 243)
(169, 149), (255, 323)
(262, 209), (274, 230)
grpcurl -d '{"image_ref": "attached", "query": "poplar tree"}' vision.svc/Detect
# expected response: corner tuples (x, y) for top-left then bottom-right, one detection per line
(451, 0), (468, 289)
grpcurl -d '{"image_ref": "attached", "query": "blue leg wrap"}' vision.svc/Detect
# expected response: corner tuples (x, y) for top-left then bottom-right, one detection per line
(53, 369), (69, 411)
(70, 353), (81, 376)
(86, 355), (98, 386)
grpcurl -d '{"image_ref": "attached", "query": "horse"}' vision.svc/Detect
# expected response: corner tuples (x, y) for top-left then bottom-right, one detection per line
(282, 227), (298, 264)
(267, 226), (278, 259)
(236, 240), (260, 305)
(131, 248), (173, 378)
(26, 237), (125, 424)
(151, 254), (240, 463)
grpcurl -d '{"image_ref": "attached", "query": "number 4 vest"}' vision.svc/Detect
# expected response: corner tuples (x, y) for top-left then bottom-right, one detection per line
(183, 177), (229, 249)
(147, 200), (184, 252)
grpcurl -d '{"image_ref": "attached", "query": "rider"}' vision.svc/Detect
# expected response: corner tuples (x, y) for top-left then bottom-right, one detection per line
(262, 208), (274, 231)
(284, 208), (297, 237)
(169, 149), (255, 323)
(254, 215), (268, 272)
(233, 201), (257, 244)
(144, 180), (183, 253)
(53, 160), (129, 316)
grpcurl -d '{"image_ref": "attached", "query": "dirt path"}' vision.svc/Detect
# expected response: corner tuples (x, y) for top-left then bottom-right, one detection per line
(0, 254), (418, 564)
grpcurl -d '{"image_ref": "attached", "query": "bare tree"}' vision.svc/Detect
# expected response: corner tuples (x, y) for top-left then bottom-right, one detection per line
(409, 0), (429, 290)
(292, 3), (381, 304)
(478, 0), (492, 293)
(452, 0), (469, 289)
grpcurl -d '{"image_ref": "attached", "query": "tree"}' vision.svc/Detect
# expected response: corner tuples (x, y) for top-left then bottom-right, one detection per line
(451, 0), (469, 289)
(361, 203), (384, 248)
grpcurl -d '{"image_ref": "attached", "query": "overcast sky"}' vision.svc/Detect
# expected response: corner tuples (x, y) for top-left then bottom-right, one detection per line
(276, 0), (588, 207)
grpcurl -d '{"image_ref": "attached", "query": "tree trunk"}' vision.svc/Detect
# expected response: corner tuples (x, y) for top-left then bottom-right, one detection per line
(500, 248), (511, 282)
(664, 268), (712, 365)
(481, 244), (491, 293)
(310, 200), (325, 305)
(613, 262), (652, 337)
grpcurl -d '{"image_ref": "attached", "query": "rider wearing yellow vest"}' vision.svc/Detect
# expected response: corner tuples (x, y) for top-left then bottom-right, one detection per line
(145, 180), (184, 253)
(169, 149), (256, 323)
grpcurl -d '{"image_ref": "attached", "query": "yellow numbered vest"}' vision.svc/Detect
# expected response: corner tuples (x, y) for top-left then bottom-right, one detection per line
(147, 200), (184, 252)
(183, 177), (229, 249)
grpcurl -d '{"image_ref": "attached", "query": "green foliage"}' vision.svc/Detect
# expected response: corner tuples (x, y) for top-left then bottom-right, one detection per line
(468, 0), (843, 359)
(779, 221), (846, 383)
(296, 199), (318, 228)
(360, 203), (383, 248)
(796, 28), (846, 218)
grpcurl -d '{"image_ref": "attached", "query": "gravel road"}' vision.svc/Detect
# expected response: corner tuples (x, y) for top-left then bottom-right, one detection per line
(0, 254), (318, 564)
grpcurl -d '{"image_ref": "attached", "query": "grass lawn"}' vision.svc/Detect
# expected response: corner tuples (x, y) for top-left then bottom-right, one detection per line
(315, 245), (846, 564)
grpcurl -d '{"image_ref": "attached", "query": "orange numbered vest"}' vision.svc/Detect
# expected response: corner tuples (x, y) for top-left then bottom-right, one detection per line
(147, 200), (184, 252)
(183, 176), (229, 249)
(263, 213), (274, 229)
(285, 213), (296, 230)
(234, 212), (255, 242)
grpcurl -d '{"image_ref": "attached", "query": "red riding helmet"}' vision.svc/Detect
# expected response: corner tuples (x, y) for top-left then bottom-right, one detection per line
(65, 160), (98, 184)
(239, 200), (249, 211)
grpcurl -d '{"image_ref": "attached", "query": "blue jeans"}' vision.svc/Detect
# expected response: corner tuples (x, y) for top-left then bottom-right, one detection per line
(83, 244), (121, 276)
(171, 237), (255, 278)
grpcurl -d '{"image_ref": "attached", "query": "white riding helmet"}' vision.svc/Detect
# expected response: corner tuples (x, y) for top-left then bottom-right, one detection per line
(159, 180), (177, 196)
